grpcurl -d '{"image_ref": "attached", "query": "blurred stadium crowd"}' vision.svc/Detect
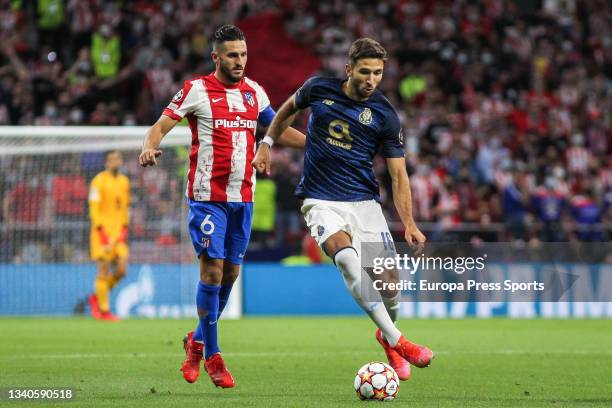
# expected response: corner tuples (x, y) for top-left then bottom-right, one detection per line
(0, 0), (611, 263)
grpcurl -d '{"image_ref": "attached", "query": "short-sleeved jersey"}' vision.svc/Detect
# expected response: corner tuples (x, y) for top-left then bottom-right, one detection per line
(89, 170), (130, 237)
(294, 77), (404, 202)
(163, 73), (275, 203)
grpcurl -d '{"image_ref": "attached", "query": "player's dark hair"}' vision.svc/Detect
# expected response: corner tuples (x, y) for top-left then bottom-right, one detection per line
(348, 38), (387, 66)
(104, 150), (120, 160)
(212, 25), (246, 50)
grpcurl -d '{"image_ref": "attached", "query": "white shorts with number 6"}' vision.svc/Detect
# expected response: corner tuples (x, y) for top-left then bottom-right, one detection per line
(300, 198), (394, 257)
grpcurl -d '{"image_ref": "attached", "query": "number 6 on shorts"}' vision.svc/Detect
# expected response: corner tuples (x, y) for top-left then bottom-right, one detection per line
(200, 214), (215, 235)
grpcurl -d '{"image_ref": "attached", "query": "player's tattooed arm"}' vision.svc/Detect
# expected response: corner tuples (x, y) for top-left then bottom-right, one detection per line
(140, 115), (178, 167)
(252, 94), (301, 174)
(386, 157), (426, 252)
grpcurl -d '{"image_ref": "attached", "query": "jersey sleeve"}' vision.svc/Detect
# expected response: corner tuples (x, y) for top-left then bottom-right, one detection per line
(163, 80), (200, 120)
(88, 175), (103, 228)
(294, 77), (319, 110)
(380, 111), (405, 158)
(255, 82), (271, 113)
(121, 176), (130, 226)
(258, 105), (276, 127)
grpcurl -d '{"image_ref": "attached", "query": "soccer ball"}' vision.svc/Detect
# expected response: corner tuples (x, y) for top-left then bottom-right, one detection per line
(354, 362), (399, 401)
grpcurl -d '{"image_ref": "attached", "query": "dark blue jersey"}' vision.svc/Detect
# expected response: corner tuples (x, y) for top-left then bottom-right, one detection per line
(294, 77), (404, 202)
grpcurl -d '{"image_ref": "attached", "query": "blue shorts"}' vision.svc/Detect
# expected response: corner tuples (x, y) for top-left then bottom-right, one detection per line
(187, 200), (254, 265)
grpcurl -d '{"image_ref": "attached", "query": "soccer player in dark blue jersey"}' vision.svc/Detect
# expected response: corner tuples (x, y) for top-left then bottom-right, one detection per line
(253, 38), (433, 380)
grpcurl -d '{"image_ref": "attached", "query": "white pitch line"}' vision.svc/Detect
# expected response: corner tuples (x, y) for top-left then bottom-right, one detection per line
(1, 349), (611, 360)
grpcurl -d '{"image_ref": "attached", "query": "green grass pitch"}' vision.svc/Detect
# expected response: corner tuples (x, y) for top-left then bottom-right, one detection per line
(0, 318), (611, 407)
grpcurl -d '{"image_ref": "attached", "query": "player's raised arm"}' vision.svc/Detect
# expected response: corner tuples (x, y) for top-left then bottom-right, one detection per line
(386, 157), (426, 252)
(252, 94), (301, 175)
(139, 114), (178, 167)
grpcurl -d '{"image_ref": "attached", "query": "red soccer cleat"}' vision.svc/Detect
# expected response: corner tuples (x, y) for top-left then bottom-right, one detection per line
(375, 329), (412, 380)
(180, 331), (203, 383)
(204, 353), (235, 388)
(393, 334), (434, 368)
(99, 311), (119, 321)
(88, 294), (102, 319)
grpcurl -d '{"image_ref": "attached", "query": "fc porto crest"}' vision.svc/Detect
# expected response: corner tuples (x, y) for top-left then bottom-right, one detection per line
(243, 92), (255, 107)
(359, 107), (372, 125)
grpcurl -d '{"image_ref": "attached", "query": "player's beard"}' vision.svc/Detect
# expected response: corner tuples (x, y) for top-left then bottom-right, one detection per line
(359, 88), (374, 98)
(351, 80), (375, 100)
(220, 62), (244, 83)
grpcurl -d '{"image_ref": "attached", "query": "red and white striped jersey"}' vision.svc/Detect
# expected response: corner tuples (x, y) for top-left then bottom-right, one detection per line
(163, 73), (271, 202)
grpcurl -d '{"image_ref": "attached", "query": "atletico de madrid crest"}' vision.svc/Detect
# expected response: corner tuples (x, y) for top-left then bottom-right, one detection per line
(243, 92), (255, 107)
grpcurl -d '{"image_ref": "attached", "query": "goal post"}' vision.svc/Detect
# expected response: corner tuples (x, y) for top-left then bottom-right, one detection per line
(0, 126), (242, 319)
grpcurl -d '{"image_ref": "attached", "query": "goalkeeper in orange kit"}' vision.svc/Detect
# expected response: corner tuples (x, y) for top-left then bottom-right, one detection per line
(87, 150), (130, 321)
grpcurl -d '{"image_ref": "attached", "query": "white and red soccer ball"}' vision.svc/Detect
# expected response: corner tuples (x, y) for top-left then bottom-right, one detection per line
(354, 362), (399, 401)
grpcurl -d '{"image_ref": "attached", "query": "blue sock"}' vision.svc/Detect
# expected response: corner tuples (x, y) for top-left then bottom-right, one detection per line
(194, 322), (203, 343)
(194, 284), (233, 343)
(193, 282), (220, 359)
(218, 284), (233, 316)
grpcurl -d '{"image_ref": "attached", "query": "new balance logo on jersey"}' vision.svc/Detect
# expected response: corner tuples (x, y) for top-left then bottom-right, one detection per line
(214, 117), (257, 129)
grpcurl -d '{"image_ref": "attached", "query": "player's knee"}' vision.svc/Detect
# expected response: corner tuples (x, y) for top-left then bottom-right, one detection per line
(222, 265), (240, 285)
(115, 261), (127, 275)
(324, 231), (352, 257)
(201, 268), (222, 285)
(379, 288), (400, 300)
(333, 246), (359, 269)
(97, 261), (110, 277)
(200, 256), (223, 285)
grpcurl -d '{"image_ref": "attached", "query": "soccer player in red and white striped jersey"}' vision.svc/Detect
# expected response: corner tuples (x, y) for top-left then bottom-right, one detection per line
(140, 25), (305, 388)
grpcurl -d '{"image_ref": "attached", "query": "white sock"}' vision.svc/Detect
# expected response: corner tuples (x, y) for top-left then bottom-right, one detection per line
(381, 294), (401, 346)
(334, 247), (401, 346)
(382, 293), (400, 323)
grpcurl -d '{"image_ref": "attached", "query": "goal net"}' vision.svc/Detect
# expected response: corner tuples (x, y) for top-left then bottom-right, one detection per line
(0, 126), (241, 318)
